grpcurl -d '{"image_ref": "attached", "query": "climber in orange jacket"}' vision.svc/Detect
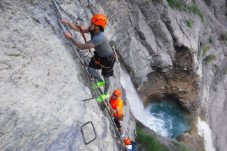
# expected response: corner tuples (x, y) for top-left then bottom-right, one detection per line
(109, 89), (124, 133)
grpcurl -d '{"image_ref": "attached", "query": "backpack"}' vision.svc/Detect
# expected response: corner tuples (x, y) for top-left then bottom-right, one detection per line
(126, 141), (137, 151)
(131, 141), (137, 151)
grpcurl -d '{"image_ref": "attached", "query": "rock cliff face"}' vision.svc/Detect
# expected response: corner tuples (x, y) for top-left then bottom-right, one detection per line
(100, 0), (227, 150)
(0, 0), (134, 151)
(100, 0), (202, 111)
(1, 0), (227, 150)
(197, 0), (227, 150)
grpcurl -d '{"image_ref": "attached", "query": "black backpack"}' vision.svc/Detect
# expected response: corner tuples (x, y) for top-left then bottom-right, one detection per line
(131, 141), (137, 151)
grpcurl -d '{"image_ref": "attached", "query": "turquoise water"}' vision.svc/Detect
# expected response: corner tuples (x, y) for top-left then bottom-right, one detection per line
(147, 100), (192, 138)
(120, 66), (192, 139)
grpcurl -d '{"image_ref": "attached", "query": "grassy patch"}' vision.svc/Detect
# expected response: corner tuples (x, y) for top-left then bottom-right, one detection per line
(203, 54), (216, 65)
(185, 20), (193, 27)
(167, 0), (204, 22)
(188, 4), (204, 22)
(167, 0), (187, 10)
(174, 142), (190, 151)
(198, 45), (210, 56)
(136, 128), (169, 151)
(202, 45), (210, 56)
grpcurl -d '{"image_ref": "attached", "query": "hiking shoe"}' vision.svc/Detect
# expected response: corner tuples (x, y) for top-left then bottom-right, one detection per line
(96, 94), (109, 102)
(92, 81), (105, 89)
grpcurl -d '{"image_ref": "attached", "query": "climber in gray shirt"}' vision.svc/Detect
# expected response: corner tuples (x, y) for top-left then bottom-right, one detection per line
(90, 31), (112, 57)
(61, 14), (115, 102)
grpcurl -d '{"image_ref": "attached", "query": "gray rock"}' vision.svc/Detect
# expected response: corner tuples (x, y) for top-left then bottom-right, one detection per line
(101, 0), (227, 150)
(0, 1), (134, 151)
(1, 0), (227, 150)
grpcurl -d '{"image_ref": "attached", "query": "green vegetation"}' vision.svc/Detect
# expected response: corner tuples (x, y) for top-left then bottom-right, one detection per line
(136, 128), (169, 151)
(219, 33), (227, 41)
(167, 0), (187, 10)
(198, 45), (210, 56)
(167, 0), (204, 22)
(202, 45), (210, 56)
(198, 45), (216, 65)
(203, 54), (216, 65)
(189, 4), (204, 22)
(185, 20), (193, 27)
(174, 142), (190, 151)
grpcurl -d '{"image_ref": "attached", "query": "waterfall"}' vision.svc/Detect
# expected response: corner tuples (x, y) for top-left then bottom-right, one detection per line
(120, 67), (169, 136)
(198, 117), (216, 151)
(119, 66), (216, 150)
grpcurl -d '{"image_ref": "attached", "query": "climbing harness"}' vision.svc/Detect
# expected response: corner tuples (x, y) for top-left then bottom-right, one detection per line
(52, 1), (124, 150)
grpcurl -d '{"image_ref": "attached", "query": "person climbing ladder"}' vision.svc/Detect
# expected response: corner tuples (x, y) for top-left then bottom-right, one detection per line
(122, 135), (137, 151)
(61, 14), (115, 102)
(109, 89), (124, 134)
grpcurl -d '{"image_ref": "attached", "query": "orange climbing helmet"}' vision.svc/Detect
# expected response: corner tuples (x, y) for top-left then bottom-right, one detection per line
(123, 137), (131, 145)
(91, 14), (107, 28)
(113, 89), (122, 97)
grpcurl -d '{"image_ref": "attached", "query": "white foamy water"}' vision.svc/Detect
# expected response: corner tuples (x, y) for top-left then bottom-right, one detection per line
(120, 67), (169, 136)
(120, 66), (216, 149)
(198, 117), (216, 151)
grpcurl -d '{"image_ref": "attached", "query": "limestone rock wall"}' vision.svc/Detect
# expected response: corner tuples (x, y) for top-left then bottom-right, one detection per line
(1, 0), (227, 150)
(100, 0), (227, 150)
(100, 0), (202, 110)
(0, 0), (132, 151)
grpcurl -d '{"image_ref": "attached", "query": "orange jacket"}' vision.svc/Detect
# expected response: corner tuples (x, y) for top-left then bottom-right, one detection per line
(109, 96), (123, 118)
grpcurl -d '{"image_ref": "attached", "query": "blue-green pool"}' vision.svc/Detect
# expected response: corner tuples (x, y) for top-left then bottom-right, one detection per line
(145, 100), (192, 138)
